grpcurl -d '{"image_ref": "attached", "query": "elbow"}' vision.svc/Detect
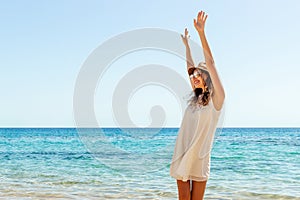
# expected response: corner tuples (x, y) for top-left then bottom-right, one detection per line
(221, 88), (225, 102)
(217, 87), (225, 107)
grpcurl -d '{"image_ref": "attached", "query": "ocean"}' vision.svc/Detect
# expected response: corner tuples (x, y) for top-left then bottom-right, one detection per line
(0, 128), (299, 199)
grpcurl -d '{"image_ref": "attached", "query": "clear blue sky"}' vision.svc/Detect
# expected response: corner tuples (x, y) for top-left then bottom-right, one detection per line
(0, 0), (299, 127)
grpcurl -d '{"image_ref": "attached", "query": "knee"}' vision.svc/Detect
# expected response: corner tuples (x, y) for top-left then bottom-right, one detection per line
(178, 190), (190, 200)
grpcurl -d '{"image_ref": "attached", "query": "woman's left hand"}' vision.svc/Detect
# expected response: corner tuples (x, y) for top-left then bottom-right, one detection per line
(181, 28), (190, 47)
(194, 10), (208, 33)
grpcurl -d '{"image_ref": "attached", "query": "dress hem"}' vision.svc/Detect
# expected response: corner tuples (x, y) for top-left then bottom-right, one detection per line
(170, 173), (209, 182)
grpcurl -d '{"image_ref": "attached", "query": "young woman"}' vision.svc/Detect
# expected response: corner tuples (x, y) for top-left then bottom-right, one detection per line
(170, 10), (225, 200)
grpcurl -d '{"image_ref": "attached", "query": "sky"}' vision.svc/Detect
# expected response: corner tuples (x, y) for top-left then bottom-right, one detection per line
(0, 0), (300, 128)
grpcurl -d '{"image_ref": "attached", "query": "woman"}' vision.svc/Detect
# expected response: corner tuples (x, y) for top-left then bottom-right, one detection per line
(170, 10), (225, 200)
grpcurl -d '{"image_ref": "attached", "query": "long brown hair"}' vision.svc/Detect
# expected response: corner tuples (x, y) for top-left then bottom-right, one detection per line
(188, 68), (213, 107)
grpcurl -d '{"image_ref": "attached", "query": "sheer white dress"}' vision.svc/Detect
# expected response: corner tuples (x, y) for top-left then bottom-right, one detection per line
(170, 99), (221, 182)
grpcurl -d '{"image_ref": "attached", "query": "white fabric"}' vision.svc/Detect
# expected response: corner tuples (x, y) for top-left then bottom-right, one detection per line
(170, 99), (221, 182)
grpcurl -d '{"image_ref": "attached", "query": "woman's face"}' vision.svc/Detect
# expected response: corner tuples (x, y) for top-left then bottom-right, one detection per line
(190, 69), (207, 89)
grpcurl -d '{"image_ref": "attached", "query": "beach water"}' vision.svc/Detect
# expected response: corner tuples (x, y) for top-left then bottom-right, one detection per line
(0, 128), (299, 199)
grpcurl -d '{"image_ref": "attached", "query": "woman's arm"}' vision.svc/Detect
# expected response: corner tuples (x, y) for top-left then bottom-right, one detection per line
(181, 28), (195, 70)
(181, 28), (196, 90)
(194, 10), (225, 111)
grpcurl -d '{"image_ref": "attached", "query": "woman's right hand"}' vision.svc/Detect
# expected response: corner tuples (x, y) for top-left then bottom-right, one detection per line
(181, 28), (190, 47)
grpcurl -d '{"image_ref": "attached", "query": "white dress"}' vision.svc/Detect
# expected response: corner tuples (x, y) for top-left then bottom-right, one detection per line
(170, 99), (221, 182)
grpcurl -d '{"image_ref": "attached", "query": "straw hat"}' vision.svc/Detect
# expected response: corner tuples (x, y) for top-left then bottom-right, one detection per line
(188, 61), (208, 75)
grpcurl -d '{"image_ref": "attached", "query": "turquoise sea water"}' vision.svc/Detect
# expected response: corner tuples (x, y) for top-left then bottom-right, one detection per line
(0, 128), (299, 199)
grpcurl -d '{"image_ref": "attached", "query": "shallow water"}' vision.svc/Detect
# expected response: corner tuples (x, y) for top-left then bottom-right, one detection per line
(0, 128), (299, 199)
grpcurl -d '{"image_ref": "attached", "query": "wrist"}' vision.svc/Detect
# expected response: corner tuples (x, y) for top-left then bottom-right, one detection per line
(197, 30), (205, 35)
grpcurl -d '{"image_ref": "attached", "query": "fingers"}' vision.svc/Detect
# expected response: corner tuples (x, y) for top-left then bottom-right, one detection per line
(197, 11), (201, 22)
(185, 28), (189, 36)
(182, 28), (189, 39)
(201, 11), (205, 20)
(196, 10), (208, 22)
(204, 14), (208, 23)
(181, 34), (187, 40)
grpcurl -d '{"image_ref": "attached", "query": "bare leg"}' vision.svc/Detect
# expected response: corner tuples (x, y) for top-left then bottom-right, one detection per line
(177, 180), (191, 200)
(191, 180), (207, 200)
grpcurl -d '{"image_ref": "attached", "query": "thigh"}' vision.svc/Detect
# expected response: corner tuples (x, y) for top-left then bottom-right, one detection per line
(191, 180), (207, 200)
(177, 180), (191, 200)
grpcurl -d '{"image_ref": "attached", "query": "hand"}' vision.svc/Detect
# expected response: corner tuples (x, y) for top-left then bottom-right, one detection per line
(181, 28), (190, 46)
(194, 10), (208, 33)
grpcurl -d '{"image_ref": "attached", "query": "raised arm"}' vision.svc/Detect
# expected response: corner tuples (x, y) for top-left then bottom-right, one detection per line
(181, 28), (197, 90)
(194, 10), (225, 111)
(181, 28), (195, 71)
